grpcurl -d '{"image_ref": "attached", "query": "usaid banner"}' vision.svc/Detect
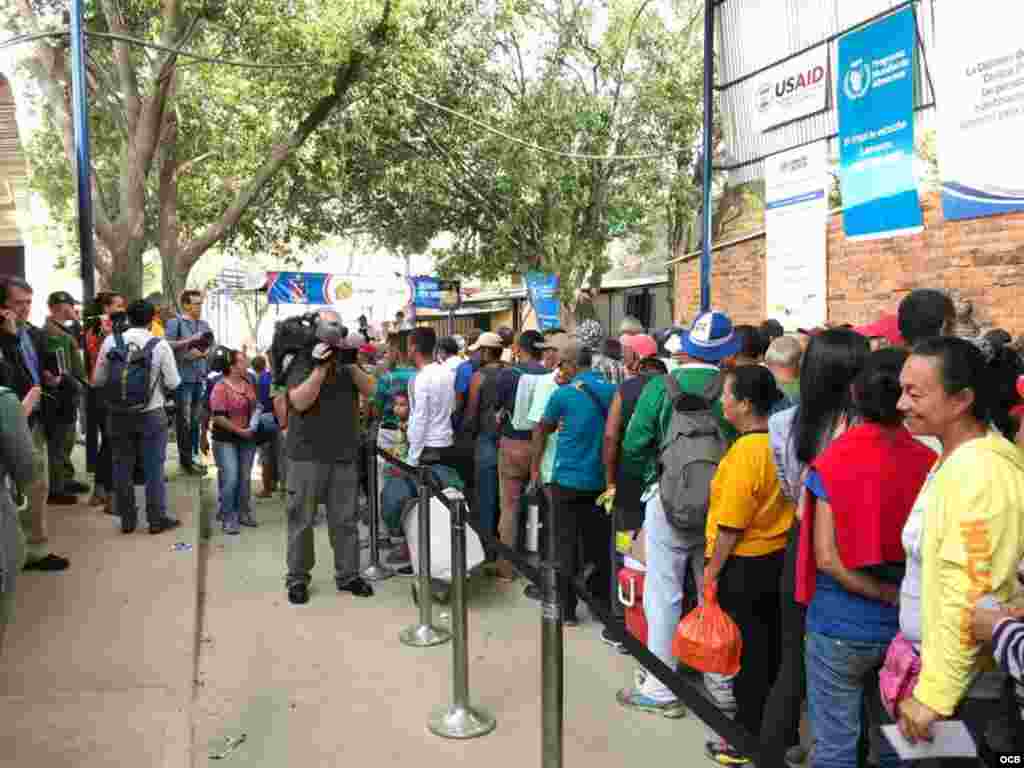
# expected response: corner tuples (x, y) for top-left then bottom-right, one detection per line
(525, 271), (561, 330)
(765, 143), (828, 331)
(838, 8), (922, 240)
(266, 272), (353, 305)
(756, 47), (830, 133)
(936, 0), (1024, 221)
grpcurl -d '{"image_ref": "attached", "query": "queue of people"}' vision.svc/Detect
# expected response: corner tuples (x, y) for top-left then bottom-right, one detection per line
(1, 275), (1022, 768)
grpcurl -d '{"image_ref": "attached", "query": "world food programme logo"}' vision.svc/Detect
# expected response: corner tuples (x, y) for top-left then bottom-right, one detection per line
(843, 59), (871, 100)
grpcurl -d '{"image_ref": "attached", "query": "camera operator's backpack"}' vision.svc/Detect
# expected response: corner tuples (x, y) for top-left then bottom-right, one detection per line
(103, 333), (161, 415)
(657, 373), (727, 533)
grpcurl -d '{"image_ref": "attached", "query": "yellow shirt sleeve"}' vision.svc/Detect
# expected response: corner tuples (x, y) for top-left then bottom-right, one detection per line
(914, 450), (1007, 716)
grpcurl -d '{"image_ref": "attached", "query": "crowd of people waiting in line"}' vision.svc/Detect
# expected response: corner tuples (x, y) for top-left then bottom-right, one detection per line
(0, 273), (1022, 768)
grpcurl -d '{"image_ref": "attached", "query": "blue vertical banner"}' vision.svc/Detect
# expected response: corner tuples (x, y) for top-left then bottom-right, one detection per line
(410, 277), (461, 310)
(525, 272), (561, 330)
(838, 7), (922, 240)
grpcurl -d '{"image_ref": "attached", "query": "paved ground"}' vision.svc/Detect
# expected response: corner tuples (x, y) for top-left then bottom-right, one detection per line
(2, 451), (720, 767)
(192, 489), (714, 767)
(0, 455), (199, 768)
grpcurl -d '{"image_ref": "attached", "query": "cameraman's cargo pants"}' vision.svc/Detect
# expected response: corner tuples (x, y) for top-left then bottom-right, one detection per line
(285, 461), (360, 588)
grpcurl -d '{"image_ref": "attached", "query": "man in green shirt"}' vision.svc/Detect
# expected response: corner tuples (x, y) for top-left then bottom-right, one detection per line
(44, 292), (88, 502)
(616, 311), (740, 718)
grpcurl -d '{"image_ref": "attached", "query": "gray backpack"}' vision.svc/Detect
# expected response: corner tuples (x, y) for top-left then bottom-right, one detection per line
(657, 373), (728, 533)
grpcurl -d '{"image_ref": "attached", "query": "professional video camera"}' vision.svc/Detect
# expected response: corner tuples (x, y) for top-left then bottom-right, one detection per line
(269, 312), (357, 386)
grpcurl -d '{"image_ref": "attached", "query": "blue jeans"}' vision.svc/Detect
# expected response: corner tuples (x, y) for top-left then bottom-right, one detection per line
(380, 465), (462, 535)
(109, 409), (168, 526)
(639, 491), (706, 703)
(213, 441), (256, 528)
(175, 381), (203, 466)
(806, 632), (899, 768)
(474, 432), (500, 541)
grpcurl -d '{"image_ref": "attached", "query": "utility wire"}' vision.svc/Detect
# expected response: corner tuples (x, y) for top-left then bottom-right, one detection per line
(0, 27), (696, 162)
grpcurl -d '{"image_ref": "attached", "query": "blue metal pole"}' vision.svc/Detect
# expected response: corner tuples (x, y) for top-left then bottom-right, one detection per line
(69, 0), (95, 304)
(69, 0), (98, 469)
(700, 0), (714, 313)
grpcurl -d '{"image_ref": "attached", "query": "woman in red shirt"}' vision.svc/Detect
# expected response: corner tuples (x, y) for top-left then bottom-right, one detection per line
(209, 349), (258, 535)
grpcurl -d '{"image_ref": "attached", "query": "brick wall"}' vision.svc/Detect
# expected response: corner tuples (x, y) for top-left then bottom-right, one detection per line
(674, 192), (1024, 334)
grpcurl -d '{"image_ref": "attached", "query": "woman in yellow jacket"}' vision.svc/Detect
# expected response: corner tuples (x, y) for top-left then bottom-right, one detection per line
(896, 336), (1024, 760)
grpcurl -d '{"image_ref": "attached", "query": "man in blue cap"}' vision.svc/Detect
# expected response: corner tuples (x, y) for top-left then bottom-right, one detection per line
(615, 311), (740, 718)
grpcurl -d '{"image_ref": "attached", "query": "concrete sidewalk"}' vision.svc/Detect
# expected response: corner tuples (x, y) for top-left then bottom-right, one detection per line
(0, 457), (202, 768)
(192, 490), (713, 767)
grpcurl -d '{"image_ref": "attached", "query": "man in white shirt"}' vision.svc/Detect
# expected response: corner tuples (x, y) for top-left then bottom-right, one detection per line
(438, 335), (462, 373)
(406, 327), (456, 468)
(93, 299), (181, 534)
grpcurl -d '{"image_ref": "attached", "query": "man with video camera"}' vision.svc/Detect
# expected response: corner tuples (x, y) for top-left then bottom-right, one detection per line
(282, 309), (377, 605)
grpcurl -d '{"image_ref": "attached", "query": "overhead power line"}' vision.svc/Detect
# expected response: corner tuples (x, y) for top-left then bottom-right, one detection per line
(0, 27), (698, 162)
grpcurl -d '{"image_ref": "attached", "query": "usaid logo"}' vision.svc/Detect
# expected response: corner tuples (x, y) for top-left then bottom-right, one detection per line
(757, 65), (827, 112)
(844, 59), (871, 100)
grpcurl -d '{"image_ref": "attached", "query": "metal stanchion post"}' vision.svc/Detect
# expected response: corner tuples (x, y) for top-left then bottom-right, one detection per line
(429, 497), (496, 738)
(399, 467), (451, 647)
(540, 500), (563, 768)
(363, 427), (392, 582)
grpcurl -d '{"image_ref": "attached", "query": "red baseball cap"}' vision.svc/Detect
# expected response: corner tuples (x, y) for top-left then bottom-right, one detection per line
(620, 333), (658, 359)
(853, 313), (904, 347)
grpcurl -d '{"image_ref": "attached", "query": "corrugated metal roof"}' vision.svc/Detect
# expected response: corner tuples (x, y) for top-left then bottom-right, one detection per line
(717, 0), (936, 184)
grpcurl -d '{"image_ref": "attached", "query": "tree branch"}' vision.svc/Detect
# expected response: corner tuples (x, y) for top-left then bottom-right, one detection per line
(180, 0), (394, 269)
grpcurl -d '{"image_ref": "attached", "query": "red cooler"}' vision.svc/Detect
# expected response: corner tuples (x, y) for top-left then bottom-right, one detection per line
(617, 558), (648, 644)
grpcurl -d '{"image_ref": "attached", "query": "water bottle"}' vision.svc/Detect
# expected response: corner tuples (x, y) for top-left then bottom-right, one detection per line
(524, 488), (542, 553)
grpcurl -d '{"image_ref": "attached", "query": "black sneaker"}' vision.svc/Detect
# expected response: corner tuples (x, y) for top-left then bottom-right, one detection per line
(23, 553), (70, 571)
(149, 518), (182, 535)
(601, 626), (629, 653)
(337, 576), (374, 597)
(288, 583), (309, 605)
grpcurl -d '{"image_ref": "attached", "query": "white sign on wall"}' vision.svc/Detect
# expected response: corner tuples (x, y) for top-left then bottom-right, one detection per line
(936, 0), (1024, 221)
(765, 143), (828, 330)
(755, 47), (830, 133)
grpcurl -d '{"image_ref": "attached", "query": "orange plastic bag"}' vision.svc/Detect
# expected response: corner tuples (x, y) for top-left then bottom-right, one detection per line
(672, 577), (742, 676)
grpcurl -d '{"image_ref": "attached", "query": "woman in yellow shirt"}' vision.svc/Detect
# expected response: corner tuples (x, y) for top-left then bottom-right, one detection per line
(896, 336), (1024, 759)
(703, 365), (794, 766)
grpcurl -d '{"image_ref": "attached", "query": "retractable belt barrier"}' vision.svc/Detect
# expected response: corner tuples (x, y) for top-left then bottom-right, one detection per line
(368, 442), (781, 767)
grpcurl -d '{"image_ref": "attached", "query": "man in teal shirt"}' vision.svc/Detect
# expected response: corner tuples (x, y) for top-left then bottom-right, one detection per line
(535, 340), (615, 625)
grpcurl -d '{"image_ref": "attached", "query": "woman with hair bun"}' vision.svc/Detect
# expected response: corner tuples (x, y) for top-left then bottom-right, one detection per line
(703, 365), (795, 766)
(797, 348), (936, 768)
(894, 337), (1024, 760)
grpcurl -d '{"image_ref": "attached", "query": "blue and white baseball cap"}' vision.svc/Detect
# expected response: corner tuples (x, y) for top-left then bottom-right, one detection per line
(678, 311), (741, 362)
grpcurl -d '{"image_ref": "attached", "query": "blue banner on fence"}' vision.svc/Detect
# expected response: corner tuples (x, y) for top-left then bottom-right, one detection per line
(837, 7), (922, 240)
(410, 277), (461, 310)
(525, 272), (561, 330)
(266, 272), (354, 305)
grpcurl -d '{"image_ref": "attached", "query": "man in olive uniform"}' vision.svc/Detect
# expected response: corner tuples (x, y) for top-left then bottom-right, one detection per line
(44, 292), (88, 501)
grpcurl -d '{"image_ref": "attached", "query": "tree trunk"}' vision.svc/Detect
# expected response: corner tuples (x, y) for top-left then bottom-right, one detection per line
(107, 238), (145, 299)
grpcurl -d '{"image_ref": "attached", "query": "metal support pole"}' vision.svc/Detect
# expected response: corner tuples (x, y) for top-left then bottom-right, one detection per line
(540, 500), (563, 768)
(362, 426), (392, 582)
(71, 0), (98, 470)
(700, 0), (715, 313)
(399, 467), (451, 647)
(429, 497), (496, 739)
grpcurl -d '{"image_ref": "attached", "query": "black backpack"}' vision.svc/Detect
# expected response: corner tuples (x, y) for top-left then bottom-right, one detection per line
(103, 334), (161, 415)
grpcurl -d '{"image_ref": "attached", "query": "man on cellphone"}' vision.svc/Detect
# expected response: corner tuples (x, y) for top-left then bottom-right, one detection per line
(0, 276), (70, 572)
(166, 290), (213, 476)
